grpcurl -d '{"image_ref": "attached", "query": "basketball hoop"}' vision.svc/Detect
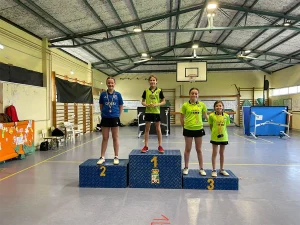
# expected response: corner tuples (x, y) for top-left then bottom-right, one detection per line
(187, 74), (197, 83)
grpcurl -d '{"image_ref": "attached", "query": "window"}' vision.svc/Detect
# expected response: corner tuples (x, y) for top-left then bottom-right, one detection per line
(289, 86), (298, 94)
(279, 88), (288, 95)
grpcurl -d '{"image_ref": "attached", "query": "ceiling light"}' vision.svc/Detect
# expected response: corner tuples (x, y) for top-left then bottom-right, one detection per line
(0, 44), (4, 49)
(283, 20), (291, 26)
(207, 3), (217, 10)
(141, 53), (148, 57)
(244, 50), (251, 54)
(133, 26), (142, 32)
(192, 43), (199, 49)
(70, 71), (74, 75)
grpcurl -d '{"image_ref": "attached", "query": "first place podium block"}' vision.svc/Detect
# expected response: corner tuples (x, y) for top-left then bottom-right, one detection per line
(183, 169), (239, 190)
(129, 150), (182, 189)
(79, 159), (128, 188)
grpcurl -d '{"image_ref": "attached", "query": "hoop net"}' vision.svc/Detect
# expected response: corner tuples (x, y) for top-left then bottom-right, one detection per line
(187, 74), (197, 83)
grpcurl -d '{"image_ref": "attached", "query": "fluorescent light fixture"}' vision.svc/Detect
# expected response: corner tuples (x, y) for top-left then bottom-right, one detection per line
(283, 20), (291, 26)
(101, 82), (103, 84)
(0, 44), (4, 49)
(133, 26), (142, 32)
(244, 50), (251, 54)
(207, 3), (217, 10)
(141, 53), (148, 57)
(192, 43), (199, 49)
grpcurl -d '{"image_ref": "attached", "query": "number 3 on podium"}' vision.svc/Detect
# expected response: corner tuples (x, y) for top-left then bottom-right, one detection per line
(207, 178), (214, 190)
(151, 156), (158, 168)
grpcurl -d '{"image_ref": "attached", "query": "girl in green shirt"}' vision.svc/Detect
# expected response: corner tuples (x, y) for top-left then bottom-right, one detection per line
(180, 88), (208, 176)
(208, 101), (230, 177)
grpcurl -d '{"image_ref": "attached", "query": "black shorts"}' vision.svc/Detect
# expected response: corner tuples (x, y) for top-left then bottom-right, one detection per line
(183, 128), (205, 137)
(210, 141), (228, 145)
(100, 117), (120, 127)
(144, 113), (161, 122)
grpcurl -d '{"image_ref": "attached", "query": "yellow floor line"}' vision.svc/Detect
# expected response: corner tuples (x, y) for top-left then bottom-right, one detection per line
(256, 137), (274, 144)
(46, 161), (83, 164)
(189, 162), (300, 167)
(234, 133), (256, 143)
(0, 137), (100, 182)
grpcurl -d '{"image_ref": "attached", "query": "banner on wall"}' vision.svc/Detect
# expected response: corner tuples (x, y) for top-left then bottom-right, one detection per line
(56, 77), (93, 104)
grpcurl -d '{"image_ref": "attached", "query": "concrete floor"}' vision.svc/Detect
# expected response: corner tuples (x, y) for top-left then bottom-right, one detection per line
(1, 126), (300, 225)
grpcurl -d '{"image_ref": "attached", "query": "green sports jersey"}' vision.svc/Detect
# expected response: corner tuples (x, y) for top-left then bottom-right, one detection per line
(208, 112), (230, 142)
(180, 101), (207, 130)
(145, 88), (162, 114)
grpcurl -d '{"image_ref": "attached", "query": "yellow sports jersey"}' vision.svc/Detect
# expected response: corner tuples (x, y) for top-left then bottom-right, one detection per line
(208, 112), (230, 142)
(180, 101), (207, 130)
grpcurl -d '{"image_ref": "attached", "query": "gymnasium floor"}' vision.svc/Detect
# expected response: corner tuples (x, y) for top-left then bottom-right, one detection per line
(1, 126), (300, 225)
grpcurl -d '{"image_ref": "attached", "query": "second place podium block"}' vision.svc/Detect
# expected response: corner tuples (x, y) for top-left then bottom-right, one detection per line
(129, 149), (182, 189)
(79, 159), (128, 188)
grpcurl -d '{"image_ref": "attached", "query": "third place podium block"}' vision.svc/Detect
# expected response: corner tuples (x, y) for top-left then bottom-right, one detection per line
(79, 159), (128, 188)
(129, 150), (181, 189)
(183, 169), (239, 190)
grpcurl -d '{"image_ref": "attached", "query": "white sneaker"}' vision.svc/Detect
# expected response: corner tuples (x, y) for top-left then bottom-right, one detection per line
(199, 169), (206, 176)
(97, 157), (105, 165)
(114, 157), (119, 165)
(211, 170), (217, 177)
(220, 169), (229, 176)
(183, 168), (189, 175)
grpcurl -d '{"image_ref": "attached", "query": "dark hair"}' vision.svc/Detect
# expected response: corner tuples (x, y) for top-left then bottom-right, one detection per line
(214, 100), (224, 108)
(106, 76), (116, 83)
(189, 87), (199, 94)
(148, 75), (157, 81)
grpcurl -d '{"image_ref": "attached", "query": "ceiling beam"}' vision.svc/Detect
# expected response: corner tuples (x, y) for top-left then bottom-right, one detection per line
(91, 41), (300, 66)
(128, 0), (150, 53)
(237, 2), (300, 52)
(82, 0), (132, 61)
(218, 3), (300, 22)
(112, 48), (175, 76)
(49, 3), (205, 43)
(262, 49), (300, 69)
(219, 47), (271, 74)
(216, 0), (259, 44)
(17, 0), (120, 73)
(122, 68), (260, 73)
(50, 25), (300, 48)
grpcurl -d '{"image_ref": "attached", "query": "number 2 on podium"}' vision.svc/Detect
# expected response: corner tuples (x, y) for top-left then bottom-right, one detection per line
(151, 156), (158, 168)
(100, 166), (106, 176)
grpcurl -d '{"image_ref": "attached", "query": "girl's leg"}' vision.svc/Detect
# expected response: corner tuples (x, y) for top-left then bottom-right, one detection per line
(155, 121), (162, 146)
(111, 126), (119, 157)
(184, 137), (193, 168)
(101, 127), (110, 157)
(219, 145), (226, 170)
(212, 144), (218, 170)
(194, 137), (204, 169)
(144, 121), (151, 147)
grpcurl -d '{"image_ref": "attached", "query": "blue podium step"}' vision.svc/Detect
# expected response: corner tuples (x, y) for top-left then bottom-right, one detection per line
(183, 169), (239, 190)
(79, 159), (128, 188)
(129, 150), (182, 189)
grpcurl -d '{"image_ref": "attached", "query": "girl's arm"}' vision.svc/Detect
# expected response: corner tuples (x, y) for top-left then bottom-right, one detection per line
(180, 114), (185, 127)
(203, 111), (208, 121)
(119, 104), (123, 116)
(100, 104), (103, 111)
(156, 98), (166, 106)
(141, 98), (148, 107)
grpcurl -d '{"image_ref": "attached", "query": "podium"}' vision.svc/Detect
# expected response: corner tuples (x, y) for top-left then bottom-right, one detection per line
(183, 169), (239, 190)
(129, 150), (181, 189)
(79, 159), (128, 188)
